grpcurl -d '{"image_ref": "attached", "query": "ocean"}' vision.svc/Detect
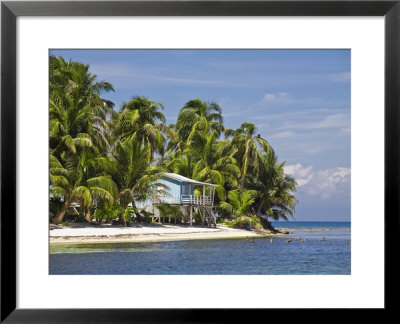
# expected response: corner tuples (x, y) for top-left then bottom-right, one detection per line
(49, 221), (351, 275)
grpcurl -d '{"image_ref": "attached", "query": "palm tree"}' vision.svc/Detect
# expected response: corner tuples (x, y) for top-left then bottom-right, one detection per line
(187, 130), (241, 201)
(114, 96), (168, 159)
(49, 56), (115, 157)
(49, 153), (118, 224)
(49, 55), (73, 101)
(168, 154), (196, 179)
(48, 55), (300, 229)
(167, 128), (240, 203)
(66, 60), (114, 103)
(111, 135), (166, 224)
(263, 162), (297, 221)
(164, 124), (185, 158)
(219, 189), (257, 222)
(49, 93), (97, 156)
(248, 151), (297, 229)
(175, 98), (224, 142)
(50, 55), (114, 105)
(224, 122), (273, 191)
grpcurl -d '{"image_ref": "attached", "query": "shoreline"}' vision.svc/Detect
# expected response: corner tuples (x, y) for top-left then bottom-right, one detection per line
(49, 223), (279, 244)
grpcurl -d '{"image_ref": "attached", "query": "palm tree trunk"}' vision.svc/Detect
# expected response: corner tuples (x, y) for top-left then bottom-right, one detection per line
(85, 207), (92, 222)
(240, 181), (245, 195)
(52, 200), (69, 225)
(260, 217), (280, 233)
(117, 213), (125, 226)
(131, 200), (142, 223)
(256, 202), (264, 218)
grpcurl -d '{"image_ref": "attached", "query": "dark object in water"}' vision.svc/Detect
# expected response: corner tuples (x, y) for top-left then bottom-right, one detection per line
(246, 237), (255, 243)
(320, 237), (326, 241)
(285, 239), (292, 243)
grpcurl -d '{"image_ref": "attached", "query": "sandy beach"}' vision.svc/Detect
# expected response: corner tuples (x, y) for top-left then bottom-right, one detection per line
(49, 223), (276, 244)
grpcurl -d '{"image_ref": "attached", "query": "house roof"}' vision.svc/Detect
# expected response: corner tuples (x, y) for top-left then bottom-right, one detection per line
(162, 173), (217, 187)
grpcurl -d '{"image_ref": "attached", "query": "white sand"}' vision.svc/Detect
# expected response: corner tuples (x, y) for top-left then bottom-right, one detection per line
(49, 223), (274, 244)
(51, 224), (226, 237)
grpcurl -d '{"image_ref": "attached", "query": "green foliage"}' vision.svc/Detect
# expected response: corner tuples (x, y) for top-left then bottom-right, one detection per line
(221, 215), (261, 230)
(74, 214), (88, 223)
(49, 197), (63, 221)
(93, 202), (124, 223)
(219, 219), (235, 228)
(140, 210), (154, 223)
(251, 214), (262, 229)
(219, 189), (257, 219)
(49, 55), (297, 227)
(115, 96), (168, 159)
(121, 207), (135, 224)
(156, 204), (184, 224)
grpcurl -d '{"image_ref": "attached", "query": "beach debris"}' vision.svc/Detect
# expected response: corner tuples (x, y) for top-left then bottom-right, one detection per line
(320, 237), (326, 241)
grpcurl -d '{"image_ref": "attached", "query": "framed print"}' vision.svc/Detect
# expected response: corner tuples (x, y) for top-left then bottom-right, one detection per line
(1, 0), (399, 322)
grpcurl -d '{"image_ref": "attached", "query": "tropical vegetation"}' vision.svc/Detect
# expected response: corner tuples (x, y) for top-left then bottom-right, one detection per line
(49, 55), (297, 230)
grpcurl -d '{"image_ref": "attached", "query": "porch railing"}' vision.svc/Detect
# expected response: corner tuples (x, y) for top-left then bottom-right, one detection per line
(180, 195), (213, 206)
(153, 195), (213, 206)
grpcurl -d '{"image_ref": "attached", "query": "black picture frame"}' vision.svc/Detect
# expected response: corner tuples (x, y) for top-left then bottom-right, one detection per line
(1, 0), (398, 322)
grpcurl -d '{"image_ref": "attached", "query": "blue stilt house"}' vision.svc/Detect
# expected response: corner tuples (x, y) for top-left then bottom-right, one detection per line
(138, 173), (217, 226)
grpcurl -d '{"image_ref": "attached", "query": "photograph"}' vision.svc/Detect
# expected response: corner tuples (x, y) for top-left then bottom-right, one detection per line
(48, 49), (351, 275)
(3, 0), (397, 319)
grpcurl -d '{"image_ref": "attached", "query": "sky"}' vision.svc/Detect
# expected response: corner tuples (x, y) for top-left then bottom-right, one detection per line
(50, 49), (351, 222)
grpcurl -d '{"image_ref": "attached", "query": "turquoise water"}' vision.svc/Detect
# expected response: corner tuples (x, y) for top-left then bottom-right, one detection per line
(49, 221), (350, 275)
(271, 221), (350, 229)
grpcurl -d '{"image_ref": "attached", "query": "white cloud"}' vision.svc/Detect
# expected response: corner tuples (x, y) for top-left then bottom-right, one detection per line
(263, 92), (292, 103)
(269, 130), (296, 139)
(277, 112), (350, 132)
(310, 113), (350, 129)
(284, 163), (314, 186)
(305, 167), (351, 199)
(285, 164), (351, 199)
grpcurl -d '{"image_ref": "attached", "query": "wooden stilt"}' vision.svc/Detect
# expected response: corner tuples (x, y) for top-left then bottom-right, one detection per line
(190, 206), (193, 227)
(199, 206), (204, 225)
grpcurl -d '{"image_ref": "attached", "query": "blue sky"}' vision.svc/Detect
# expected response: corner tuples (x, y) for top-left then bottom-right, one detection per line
(50, 49), (351, 222)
